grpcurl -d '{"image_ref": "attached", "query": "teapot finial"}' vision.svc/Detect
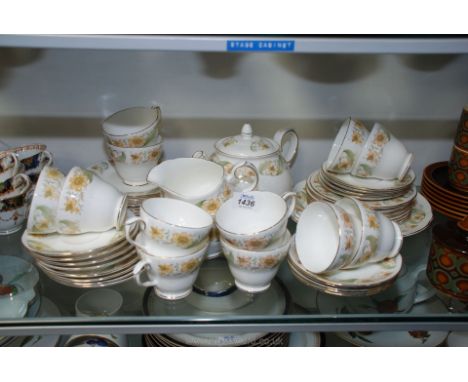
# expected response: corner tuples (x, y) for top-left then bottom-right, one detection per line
(241, 124), (253, 140)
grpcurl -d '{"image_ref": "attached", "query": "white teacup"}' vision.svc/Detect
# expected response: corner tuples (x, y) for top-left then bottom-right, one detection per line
(295, 201), (357, 273)
(27, 166), (65, 234)
(106, 136), (163, 186)
(125, 198), (213, 256)
(56, 167), (127, 234)
(351, 123), (413, 181)
(103, 105), (161, 148)
(133, 233), (209, 300)
(216, 191), (296, 250)
(326, 118), (369, 174)
(335, 197), (403, 268)
(220, 229), (291, 293)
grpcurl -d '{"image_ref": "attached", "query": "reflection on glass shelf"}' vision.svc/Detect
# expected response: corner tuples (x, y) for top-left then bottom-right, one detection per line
(1, 210), (468, 336)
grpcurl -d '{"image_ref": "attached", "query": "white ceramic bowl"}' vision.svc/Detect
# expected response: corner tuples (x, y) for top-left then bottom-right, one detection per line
(125, 198), (213, 256)
(27, 166), (65, 234)
(326, 118), (369, 174)
(102, 106), (160, 148)
(133, 234), (209, 300)
(106, 136), (163, 186)
(220, 230), (291, 293)
(56, 167), (127, 234)
(295, 201), (357, 273)
(216, 191), (295, 250)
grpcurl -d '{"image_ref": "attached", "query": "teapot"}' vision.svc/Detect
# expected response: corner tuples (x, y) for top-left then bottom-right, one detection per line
(205, 124), (298, 195)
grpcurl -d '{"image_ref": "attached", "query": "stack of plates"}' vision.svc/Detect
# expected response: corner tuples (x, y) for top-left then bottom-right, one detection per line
(143, 258), (290, 346)
(306, 165), (417, 223)
(421, 161), (468, 221)
(21, 224), (139, 288)
(88, 161), (163, 216)
(288, 238), (402, 297)
(143, 332), (289, 347)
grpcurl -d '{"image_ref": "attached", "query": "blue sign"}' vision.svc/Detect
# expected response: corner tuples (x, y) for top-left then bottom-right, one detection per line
(227, 40), (295, 52)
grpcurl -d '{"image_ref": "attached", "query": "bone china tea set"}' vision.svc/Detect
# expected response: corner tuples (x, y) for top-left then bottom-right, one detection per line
(4, 103), (468, 347)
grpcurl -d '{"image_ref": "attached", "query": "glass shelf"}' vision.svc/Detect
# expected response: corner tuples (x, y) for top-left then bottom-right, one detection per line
(1, 210), (468, 338)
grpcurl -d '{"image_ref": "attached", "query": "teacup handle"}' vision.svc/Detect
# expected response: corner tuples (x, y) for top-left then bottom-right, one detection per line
(124, 216), (146, 251)
(273, 128), (298, 167)
(388, 221), (403, 258)
(412, 264), (436, 305)
(151, 105), (161, 124)
(1, 152), (19, 175)
(133, 260), (159, 287)
(42, 150), (54, 167)
(192, 151), (207, 160)
(12, 173), (31, 195)
(282, 191), (297, 219)
(228, 161), (259, 192)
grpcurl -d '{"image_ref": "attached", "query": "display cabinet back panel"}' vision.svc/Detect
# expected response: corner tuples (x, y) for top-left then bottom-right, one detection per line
(0, 48), (466, 181)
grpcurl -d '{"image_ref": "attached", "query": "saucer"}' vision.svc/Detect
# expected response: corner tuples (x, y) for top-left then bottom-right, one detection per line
(321, 164), (416, 191)
(288, 238), (402, 296)
(21, 213), (135, 255)
(317, 295), (449, 347)
(398, 193), (433, 237)
(88, 161), (160, 196)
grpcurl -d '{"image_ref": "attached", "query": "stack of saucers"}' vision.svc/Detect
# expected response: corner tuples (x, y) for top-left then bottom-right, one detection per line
(308, 165), (417, 224)
(101, 105), (164, 215)
(288, 198), (404, 296)
(88, 161), (163, 216)
(22, 224), (139, 288)
(216, 191), (294, 293)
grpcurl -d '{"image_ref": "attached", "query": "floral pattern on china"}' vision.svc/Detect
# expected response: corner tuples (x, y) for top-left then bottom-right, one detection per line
(353, 125), (390, 177)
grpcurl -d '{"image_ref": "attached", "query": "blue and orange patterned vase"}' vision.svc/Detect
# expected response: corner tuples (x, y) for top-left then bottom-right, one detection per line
(427, 216), (468, 302)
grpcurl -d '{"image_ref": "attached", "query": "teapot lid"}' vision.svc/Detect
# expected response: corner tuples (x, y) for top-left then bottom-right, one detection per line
(214, 124), (279, 158)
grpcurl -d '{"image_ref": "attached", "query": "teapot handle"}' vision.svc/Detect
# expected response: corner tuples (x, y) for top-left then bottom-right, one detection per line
(228, 161), (259, 192)
(274, 128), (298, 167)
